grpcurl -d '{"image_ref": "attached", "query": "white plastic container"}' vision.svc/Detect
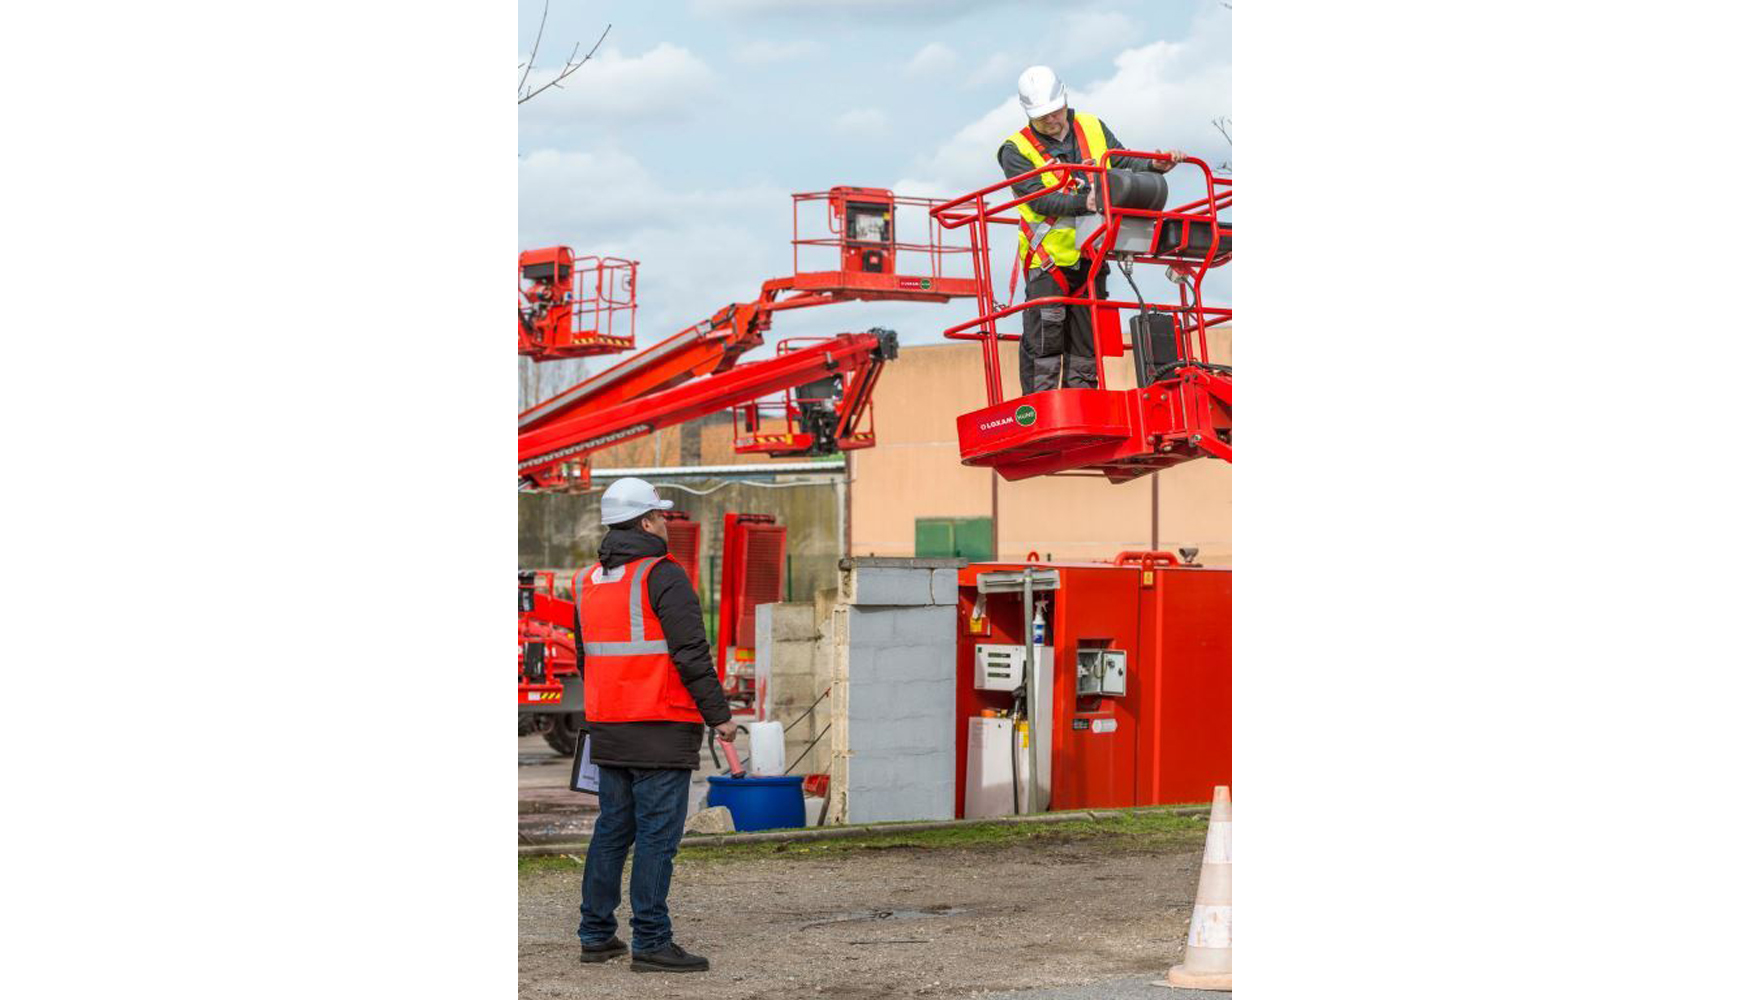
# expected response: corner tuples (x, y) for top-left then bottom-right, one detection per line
(747, 720), (787, 776)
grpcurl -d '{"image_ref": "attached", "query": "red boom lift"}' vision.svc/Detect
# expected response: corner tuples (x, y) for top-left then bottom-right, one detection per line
(931, 154), (1232, 482)
(517, 186), (976, 490)
(518, 187), (980, 743)
(518, 249), (638, 361)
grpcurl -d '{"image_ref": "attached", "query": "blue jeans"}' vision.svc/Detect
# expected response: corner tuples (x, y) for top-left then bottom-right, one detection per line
(578, 765), (693, 952)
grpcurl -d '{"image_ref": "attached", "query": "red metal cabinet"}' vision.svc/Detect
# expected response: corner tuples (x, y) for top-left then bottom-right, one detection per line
(954, 560), (1231, 817)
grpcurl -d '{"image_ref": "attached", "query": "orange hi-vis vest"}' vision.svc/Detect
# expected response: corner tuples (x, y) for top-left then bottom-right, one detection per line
(571, 555), (703, 724)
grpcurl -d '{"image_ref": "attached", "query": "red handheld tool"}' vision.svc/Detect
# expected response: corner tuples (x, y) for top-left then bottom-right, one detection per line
(710, 733), (747, 779)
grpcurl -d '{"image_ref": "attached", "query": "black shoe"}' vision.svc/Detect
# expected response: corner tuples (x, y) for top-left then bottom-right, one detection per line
(578, 936), (628, 963)
(629, 941), (709, 973)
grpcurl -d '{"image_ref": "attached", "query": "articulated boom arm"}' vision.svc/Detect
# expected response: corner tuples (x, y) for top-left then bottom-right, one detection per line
(519, 186), (979, 487)
(517, 275), (876, 435)
(520, 296), (769, 434)
(518, 329), (898, 489)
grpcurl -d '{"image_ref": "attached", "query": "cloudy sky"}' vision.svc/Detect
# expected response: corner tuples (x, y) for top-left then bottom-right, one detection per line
(519, 0), (1231, 397)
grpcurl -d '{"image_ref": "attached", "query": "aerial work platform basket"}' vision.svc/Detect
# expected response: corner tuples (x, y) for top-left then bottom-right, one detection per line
(931, 152), (1232, 483)
(517, 247), (639, 361)
(731, 335), (890, 457)
(786, 186), (980, 304)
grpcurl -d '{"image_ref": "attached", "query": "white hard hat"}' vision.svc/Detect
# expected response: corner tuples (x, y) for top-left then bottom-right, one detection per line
(600, 477), (674, 526)
(1017, 65), (1067, 118)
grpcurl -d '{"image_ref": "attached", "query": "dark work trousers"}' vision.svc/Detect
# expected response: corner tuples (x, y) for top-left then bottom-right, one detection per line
(1019, 259), (1109, 394)
(577, 765), (692, 952)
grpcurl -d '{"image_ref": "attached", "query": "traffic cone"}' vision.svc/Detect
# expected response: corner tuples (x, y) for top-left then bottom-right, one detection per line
(1154, 785), (1232, 991)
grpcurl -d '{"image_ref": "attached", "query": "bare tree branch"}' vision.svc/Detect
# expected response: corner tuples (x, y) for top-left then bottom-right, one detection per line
(1211, 116), (1232, 175)
(519, 17), (611, 105)
(518, 0), (550, 100)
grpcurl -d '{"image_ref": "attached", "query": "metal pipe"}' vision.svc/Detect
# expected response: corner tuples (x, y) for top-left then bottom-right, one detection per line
(990, 470), (1000, 560)
(1021, 567), (1041, 814)
(1152, 474), (1160, 551)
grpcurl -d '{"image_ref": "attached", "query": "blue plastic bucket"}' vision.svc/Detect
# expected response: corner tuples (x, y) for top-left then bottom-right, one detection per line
(705, 775), (806, 832)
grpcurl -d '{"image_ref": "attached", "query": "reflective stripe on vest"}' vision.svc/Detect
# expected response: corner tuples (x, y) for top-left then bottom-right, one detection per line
(1005, 112), (1111, 270)
(572, 555), (701, 724)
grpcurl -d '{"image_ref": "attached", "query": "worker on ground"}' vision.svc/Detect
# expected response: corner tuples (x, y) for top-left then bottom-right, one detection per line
(999, 65), (1186, 394)
(572, 477), (736, 974)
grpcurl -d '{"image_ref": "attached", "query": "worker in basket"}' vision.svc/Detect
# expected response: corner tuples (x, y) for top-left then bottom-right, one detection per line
(570, 477), (737, 974)
(999, 65), (1186, 394)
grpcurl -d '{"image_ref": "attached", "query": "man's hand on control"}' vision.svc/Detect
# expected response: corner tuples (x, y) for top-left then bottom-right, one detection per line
(713, 720), (739, 742)
(1154, 149), (1188, 173)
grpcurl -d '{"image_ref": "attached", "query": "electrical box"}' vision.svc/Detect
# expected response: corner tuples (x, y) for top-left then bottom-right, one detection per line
(964, 716), (1016, 819)
(830, 187), (896, 275)
(974, 643), (1051, 692)
(1076, 648), (1128, 697)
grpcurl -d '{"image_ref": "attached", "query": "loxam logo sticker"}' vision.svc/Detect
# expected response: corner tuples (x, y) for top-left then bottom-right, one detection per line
(977, 403), (1039, 433)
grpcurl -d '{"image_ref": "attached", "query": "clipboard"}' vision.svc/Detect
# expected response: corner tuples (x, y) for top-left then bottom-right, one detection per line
(569, 731), (600, 794)
(565, 578), (600, 794)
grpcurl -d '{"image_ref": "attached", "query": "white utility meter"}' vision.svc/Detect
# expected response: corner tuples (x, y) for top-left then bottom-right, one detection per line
(974, 644), (1051, 692)
(1075, 649), (1128, 697)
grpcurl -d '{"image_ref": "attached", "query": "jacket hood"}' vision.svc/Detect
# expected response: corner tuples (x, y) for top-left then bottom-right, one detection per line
(598, 525), (669, 570)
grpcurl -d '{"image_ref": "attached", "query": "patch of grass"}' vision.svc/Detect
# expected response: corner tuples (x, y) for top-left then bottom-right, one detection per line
(518, 809), (1207, 874)
(677, 808), (1205, 864)
(519, 853), (585, 876)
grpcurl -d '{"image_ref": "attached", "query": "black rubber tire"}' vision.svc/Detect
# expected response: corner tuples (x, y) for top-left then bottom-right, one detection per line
(543, 713), (584, 756)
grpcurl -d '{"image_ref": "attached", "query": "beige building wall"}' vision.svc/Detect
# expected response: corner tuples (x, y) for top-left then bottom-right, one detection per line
(589, 413), (822, 470)
(848, 328), (1232, 565)
(572, 325), (1233, 567)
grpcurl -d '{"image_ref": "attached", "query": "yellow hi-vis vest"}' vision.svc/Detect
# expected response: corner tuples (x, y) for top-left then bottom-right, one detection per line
(1005, 112), (1111, 270)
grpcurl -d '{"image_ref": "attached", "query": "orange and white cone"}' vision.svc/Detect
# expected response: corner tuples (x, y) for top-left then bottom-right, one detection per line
(1155, 785), (1232, 991)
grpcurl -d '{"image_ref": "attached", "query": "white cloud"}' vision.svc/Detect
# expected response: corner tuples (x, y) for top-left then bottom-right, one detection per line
(898, 11), (1232, 202)
(904, 42), (957, 78)
(518, 146), (795, 351)
(518, 43), (715, 142)
(733, 39), (819, 65)
(886, 12), (1235, 318)
(1071, 39), (1230, 156)
(692, 0), (1017, 20)
(1056, 10), (1141, 65)
(832, 108), (889, 135)
(966, 51), (1019, 90)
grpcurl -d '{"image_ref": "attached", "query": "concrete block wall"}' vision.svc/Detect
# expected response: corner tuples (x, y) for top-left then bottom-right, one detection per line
(753, 602), (831, 776)
(827, 558), (963, 826)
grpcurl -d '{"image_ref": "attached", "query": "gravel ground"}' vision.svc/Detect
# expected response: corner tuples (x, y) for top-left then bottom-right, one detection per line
(981, 976), (1223, 999)
(518, 833), (1208, 998)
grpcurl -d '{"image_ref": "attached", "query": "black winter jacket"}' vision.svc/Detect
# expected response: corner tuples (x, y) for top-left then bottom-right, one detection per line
(996, 108), (1159, 218)
(573, 526), (732, 769)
